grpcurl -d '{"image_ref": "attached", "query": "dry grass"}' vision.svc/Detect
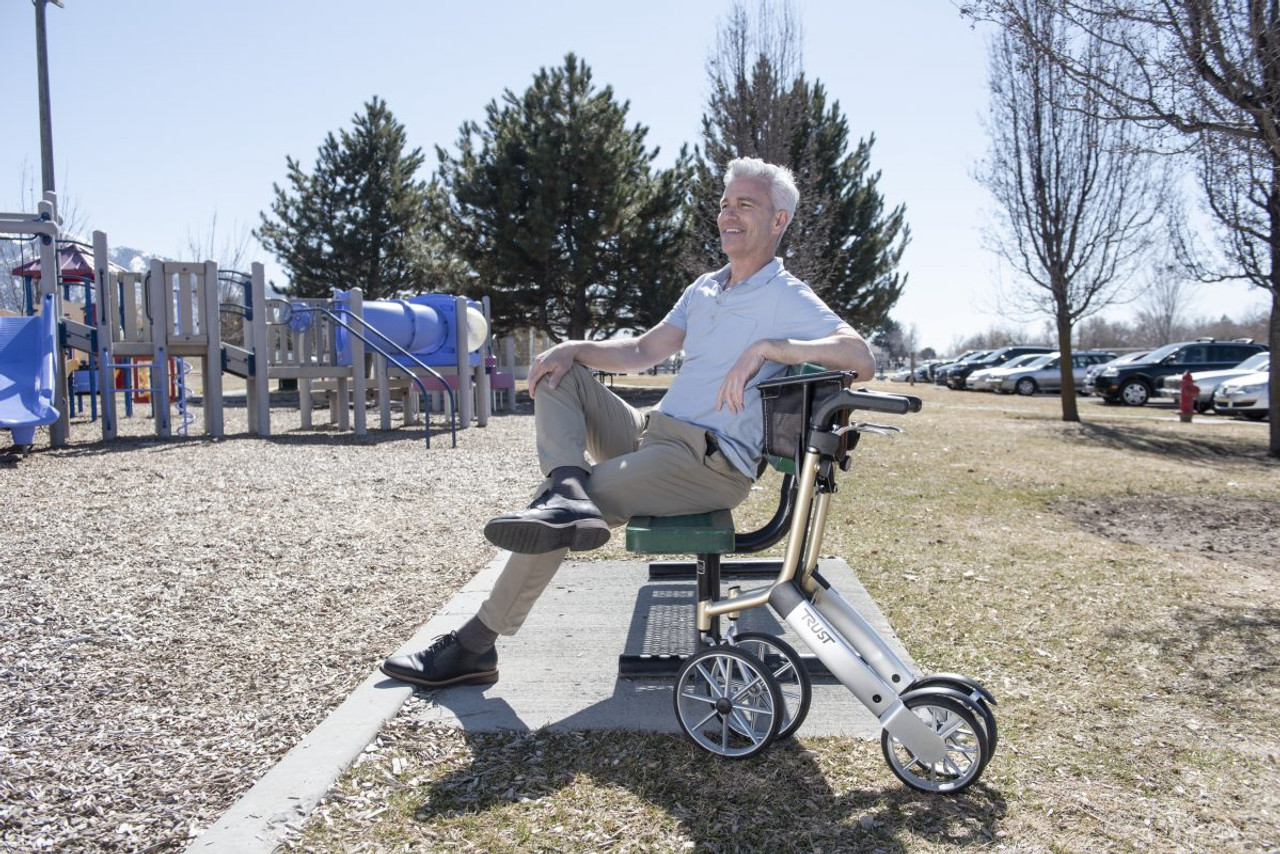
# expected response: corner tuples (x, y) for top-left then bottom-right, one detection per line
(290, 385), (1280, 854)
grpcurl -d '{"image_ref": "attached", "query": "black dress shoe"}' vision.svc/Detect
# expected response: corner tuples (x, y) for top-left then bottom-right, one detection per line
(483, 491), (610, 554)
(380, 632), (498, 688)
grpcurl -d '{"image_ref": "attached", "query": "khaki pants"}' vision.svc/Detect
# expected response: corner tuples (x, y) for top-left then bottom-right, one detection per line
(477, 365), (754, 636)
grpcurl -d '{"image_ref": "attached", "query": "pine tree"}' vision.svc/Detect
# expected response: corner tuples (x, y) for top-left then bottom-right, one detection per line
(256, 97), (430, 300)
(692, 2), (909, 331)
(428, 54), (691, 341)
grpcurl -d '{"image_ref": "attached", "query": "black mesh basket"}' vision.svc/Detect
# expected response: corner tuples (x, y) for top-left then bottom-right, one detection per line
(758, 368), (855, 462)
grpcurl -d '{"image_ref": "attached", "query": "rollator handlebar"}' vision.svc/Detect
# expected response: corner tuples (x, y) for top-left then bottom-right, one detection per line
(811, 388), (923, 429)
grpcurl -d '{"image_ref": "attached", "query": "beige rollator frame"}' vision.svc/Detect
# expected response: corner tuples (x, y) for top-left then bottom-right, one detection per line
(666, 370), (999, 793)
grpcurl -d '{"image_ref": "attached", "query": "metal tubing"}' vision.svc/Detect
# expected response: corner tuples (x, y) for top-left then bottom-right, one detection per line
(288, 305), (458, 447)
(799, 490), (833, 594)
(771, 581), (946, 765)
(699, 449), (822, 624)
(812, 584), (915, 693)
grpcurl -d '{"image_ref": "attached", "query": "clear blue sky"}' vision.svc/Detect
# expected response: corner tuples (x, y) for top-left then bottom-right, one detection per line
(3, 0), (1266, 354)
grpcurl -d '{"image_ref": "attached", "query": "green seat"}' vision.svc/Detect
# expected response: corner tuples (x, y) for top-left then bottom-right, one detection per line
(625, 509), (736, 555)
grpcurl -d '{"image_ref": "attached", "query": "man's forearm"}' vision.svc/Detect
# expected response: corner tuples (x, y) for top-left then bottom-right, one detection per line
(565, 339), (658, 373)
(757, 332), (877, 381)
(560, 323), (686, 374)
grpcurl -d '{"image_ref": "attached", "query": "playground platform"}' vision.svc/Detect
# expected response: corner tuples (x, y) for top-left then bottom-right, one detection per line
(189, 553), (914, 853)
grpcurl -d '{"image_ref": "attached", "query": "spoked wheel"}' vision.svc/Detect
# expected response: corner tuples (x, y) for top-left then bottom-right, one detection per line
(882, 689), (988, 793)
(674, 646), (784, 759)
(729, 632), (812, 740)
(908, 674), (998, 766)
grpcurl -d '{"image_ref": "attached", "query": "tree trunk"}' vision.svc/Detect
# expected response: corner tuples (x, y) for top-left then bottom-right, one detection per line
(1056, 293), (1079, 422)
(1269, 285), (1280, 458)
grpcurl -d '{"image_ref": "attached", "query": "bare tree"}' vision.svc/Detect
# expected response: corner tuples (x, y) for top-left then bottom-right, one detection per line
(705, 0), (807, 164)
(965, 0), (1280, 453)
(693, 0), (909, 330)
(976, 0), (1168, 421)
(2, 163), (87, 314)
(1134, 275), (1191, 345)
(185, 212), (255, 345)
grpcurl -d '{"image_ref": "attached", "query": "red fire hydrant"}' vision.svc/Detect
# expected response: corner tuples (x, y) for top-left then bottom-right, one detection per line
(1178, 371), (1199, 423)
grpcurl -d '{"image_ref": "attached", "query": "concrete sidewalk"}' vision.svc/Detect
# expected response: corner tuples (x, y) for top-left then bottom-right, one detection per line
(188, 553), (915, 853)
(413, 555), (914, 735)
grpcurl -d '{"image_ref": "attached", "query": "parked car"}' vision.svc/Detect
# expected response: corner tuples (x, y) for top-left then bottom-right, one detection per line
(968, 353), (1048, 391)
(994, 350), (1117, 395)
(932, 350), (987, 385)
(1092, 339), (1268, 406)
(1082, 350), (1148, 396)
(1155, 352), (1271, 412)
(1211, 370), (1271, 419)
(944, 345), (1054, 390)
(889, 362), (937, 383)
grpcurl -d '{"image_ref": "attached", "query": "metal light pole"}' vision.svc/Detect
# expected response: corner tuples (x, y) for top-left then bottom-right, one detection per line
(34, 0), (65, 197)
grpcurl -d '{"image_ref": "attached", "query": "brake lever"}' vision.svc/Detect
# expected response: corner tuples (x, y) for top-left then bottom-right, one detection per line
(836, 421), (903, 438)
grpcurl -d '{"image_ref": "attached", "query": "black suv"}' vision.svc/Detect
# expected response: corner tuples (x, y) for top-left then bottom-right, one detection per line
(944, 345), (1054, 390)
(932, 350), (987, 385)
(1092, 339), (1268, 406)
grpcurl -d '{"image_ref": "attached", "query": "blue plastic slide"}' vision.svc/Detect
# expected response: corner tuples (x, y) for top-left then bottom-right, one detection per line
(0, 294), (60, 450)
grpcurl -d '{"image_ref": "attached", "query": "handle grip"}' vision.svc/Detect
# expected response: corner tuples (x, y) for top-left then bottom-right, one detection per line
(811, 388), (923, 428)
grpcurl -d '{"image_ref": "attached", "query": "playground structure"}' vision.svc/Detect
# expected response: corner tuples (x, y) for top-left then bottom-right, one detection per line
(1, 195), (510, 452)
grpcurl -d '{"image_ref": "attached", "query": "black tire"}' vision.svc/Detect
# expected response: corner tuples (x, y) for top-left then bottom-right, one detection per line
(673, 646), (783, 759)
(1119, 379), (1150, 406)
(907, 676), (998, 766)
(881, 689), (988, 794)
(731, 632), (813, 741)
(1015, 377), (1038, 396)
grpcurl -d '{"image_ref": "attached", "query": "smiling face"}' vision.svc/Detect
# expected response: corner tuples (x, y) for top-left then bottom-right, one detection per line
(718, 176), (789, 265)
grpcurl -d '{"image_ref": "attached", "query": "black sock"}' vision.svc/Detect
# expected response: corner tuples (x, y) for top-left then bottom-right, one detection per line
(548, 465), (591, 501)
(456, 616), (498, 654)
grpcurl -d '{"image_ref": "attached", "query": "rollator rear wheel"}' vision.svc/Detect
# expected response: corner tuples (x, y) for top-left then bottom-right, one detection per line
(882, 690), (988, 793)
(730, 632), (812, 740)
(674, 646), (784, 759)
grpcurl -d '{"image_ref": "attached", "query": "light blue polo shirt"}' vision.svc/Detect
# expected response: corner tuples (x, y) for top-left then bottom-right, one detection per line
(656, 258), (852, 478)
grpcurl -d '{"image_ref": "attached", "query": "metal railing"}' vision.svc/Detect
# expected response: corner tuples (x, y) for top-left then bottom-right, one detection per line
(282, 304), (458, 448)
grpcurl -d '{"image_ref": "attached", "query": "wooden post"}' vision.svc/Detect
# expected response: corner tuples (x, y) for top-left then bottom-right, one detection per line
(455, 295), (472, 429)
(92, 230), (117, 440)
(36, 197), (69, 445)
(201, 260), (223, 437)
(245, 263), (270, 435)
(149, 259), (172, 437)
(349, 288), (367, 436)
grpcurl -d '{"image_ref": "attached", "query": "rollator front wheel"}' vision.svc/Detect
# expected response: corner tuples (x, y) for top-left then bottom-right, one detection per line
(730, 632), (812, 740)
(882, 690), (988, 794)
(909, 674), (998, 766)
(674, 646), (784, 759)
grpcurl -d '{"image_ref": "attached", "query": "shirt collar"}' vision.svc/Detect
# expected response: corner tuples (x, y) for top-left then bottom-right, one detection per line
(711, 257), (785, 295)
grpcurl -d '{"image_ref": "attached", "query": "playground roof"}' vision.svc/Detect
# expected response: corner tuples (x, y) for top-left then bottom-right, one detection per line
(8, 243), (121, 281)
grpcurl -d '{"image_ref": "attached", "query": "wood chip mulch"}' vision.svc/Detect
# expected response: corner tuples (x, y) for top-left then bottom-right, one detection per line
(1, 401), (539, 853)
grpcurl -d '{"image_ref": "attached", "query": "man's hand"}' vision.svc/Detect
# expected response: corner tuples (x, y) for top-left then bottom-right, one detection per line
(717, 340), (769, 413)
(527, 341), (581, 399)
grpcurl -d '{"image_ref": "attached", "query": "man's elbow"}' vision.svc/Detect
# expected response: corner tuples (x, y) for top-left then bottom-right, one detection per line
(836, 333), (876, 381)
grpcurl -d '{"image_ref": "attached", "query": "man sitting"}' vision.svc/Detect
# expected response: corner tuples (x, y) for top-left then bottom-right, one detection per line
(381, 157), (876, 688)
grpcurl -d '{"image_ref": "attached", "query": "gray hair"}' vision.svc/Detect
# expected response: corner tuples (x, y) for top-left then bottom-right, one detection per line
(723, 157), (800, 230)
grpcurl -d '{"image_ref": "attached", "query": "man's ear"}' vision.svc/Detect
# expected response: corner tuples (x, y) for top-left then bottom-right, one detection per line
(774, 210), (790, 235)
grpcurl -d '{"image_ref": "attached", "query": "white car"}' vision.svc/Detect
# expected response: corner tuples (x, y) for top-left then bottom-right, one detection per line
(1156, 352), (1270, 413)
(1211, 371), (1271, 420)
(968, 353), (1047, 391)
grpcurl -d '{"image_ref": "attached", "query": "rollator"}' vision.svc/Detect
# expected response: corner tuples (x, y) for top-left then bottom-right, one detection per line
(670, 369), (997, 793)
